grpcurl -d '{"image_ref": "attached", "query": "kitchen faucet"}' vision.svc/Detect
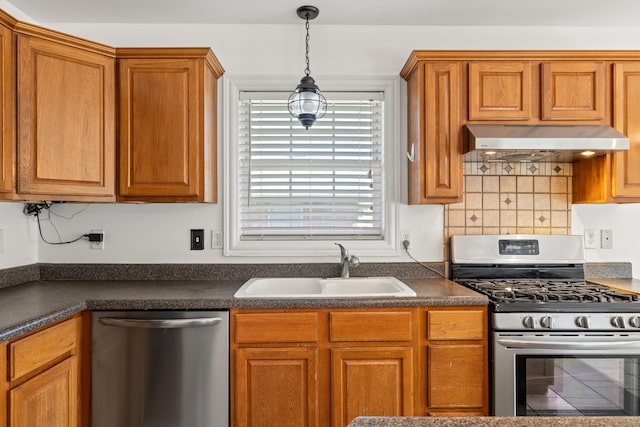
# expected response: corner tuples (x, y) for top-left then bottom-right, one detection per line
(335, 243), (359, 278)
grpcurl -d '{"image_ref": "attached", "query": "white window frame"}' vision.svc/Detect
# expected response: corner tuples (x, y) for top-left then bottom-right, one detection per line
(222, 75), (400, 257)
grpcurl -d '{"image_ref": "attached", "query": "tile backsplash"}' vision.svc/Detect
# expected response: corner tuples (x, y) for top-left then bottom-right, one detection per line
(443, 161), (573, 260)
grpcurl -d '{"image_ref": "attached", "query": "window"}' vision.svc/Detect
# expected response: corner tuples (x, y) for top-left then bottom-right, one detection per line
(238, 93), (383, 240)
(224, 77), (399, 257)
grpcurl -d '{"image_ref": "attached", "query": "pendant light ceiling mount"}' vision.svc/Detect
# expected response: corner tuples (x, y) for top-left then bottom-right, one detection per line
(288, 5), (327, 129)
(296, 5), (319, 20)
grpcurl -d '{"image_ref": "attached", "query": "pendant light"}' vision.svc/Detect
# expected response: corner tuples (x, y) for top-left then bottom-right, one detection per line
(288, 5), (327, 129)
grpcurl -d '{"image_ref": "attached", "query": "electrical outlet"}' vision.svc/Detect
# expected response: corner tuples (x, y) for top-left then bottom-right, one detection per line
(400, 230), (411, 248)
(211, 230), (223, 249)
(584, 229), (596, 249)
(191, 229), (205, 250)
(90, 229), (104, 250)
(601, 229), (613, 249)
(0, 229), (3, 253)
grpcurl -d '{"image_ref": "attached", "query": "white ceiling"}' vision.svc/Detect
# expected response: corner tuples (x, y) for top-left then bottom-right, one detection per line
(6, 0), (640, 26)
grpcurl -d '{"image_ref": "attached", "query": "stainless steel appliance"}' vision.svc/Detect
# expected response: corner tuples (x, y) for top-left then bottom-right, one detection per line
(92, 311), (229, 427)
(450, 235), (640, 417)
(463, 124), (629, 163)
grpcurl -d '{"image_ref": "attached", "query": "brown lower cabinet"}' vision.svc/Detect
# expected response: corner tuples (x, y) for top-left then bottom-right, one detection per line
(0, 314), (85, 427)
(231, 306), (488, 427)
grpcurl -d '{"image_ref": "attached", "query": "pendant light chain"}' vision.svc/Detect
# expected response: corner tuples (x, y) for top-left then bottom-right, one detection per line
(304, 16), (311, 77)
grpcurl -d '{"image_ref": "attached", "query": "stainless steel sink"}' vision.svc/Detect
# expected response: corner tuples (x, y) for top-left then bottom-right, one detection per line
(233, 276), (416, 298)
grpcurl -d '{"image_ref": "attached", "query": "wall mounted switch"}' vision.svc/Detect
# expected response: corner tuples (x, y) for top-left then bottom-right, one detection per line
(601, 229), (613, 249)
(191, 229), (205, 250)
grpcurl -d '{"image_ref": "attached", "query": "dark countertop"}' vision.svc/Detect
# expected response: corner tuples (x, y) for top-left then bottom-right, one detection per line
(0, 277), (487, 342)
(348, 416), (640, 426)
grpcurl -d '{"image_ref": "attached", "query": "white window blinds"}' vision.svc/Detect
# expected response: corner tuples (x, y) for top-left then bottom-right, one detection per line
(238, 92), (384, 241)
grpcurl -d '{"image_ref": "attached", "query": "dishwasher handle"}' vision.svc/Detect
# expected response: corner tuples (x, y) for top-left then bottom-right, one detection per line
(98, 317), (223, 329)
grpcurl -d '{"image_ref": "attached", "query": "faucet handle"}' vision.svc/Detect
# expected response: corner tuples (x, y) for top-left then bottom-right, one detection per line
(349, 255), (360, 267)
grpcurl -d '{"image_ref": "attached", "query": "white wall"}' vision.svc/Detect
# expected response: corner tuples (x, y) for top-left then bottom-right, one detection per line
(4, 11), (640, 270)
(572, 205), (640, 277)
(0, 203), (37, 268)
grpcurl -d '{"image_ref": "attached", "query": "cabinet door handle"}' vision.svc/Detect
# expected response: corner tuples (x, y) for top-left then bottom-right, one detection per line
(98, 317), (222, 329)
(407, 143), (415, 162)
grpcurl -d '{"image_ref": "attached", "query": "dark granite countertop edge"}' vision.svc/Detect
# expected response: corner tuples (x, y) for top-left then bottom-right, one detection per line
(0, 278), (488, 342)
(0, 300), (87, 342)
(348, 416), (640, 426)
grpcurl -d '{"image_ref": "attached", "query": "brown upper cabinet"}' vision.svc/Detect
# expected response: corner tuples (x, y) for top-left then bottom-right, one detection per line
(468, 61), (533, 121)
(0, 12), (13, 200)
(15, 23), (116, 202)
(401, 51), (640, 204)
(117, 48), (224, 202)
(541, 61), (606, 121)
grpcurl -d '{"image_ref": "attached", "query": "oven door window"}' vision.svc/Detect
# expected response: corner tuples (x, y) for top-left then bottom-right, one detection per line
(516, 356), (640, 416)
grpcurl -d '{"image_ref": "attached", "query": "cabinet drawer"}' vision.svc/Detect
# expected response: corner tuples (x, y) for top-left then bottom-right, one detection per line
(9, 317), (79, 381)
(329, 311), (412, 342)
(234, 312), (319, 344)
(428, 310), (485, 340)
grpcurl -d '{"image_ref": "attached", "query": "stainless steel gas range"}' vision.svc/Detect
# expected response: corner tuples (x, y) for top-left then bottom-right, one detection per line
(450, 234), (640, 417)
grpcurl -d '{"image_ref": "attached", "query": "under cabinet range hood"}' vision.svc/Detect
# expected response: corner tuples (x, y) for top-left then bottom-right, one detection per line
(463, 124), (630, 163)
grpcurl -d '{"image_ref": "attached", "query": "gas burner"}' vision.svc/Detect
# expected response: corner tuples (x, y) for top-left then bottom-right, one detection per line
(462, 279), (640, 305)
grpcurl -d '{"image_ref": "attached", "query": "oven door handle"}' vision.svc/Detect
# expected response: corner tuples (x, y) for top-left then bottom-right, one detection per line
(497, 337), (640, 350)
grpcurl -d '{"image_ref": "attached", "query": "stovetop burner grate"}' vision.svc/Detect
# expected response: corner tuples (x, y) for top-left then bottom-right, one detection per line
(461, 279), (640, 304)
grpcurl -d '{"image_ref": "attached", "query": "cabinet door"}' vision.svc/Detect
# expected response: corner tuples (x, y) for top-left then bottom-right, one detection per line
(541, 62), (606, 121)
(235, 347), (318, 427)
(468, 61), (532, 120)
(9, 357), (78, 427)
(612, 62), (640, 200)
(0, 22), (12, 196)
(331, 347), (414, 427)
(407, 62), (462, 204)
(428, 344), (485, 410)
(17, 35), (115, 200)
(118, 57), (205, 201)
(1, 341), (7, 426)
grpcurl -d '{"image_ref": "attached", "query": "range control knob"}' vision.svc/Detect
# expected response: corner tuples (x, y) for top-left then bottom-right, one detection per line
(522, 316), (536, 329)
(540, 316), (554, 329)
(611, 316), (626, 329)
(629, 316), (640, 328)
(575, 315), (590, 329)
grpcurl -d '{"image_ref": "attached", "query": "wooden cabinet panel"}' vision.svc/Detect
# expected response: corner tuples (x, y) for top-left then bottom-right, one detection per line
(428, 310), (485, 341)
(234, 312), (319, 344)
(428, 344), (485, 409)
(329, 311), (412, 342)
(541, 62), (606, 121)
(468, 61), (532, 120)
(9, 357), (78, 427)
(331, 347), (414, 426)
(117, 48), (223, 202)
(0, 20), (13, 197)
(9, 317), (79, 382)
(16, 33), (115, 200)
(235, 347), (318, 427)
(407, 62), (462, 204)
(612, 62), (640, 200)
(1, 341), (7, 426)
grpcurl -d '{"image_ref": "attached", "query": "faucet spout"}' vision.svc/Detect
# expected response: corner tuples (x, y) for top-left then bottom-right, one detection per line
(335, 243), (359, 278)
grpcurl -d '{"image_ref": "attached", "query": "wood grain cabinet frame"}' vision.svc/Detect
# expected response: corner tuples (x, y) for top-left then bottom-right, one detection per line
(15, 24), (116, 201)
(116, 48), (224, 202)
(468, 61), (532, 120)
(0, 12), (14, 199)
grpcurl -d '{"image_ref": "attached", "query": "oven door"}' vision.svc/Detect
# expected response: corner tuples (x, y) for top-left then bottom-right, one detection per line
(493, 332), (640, 417)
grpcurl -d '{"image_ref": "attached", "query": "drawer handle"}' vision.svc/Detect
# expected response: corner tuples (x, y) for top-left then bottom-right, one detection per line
(98, 317), (222, 329)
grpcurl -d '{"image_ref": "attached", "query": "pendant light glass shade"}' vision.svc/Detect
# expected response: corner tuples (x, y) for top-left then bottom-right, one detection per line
(288, 5), (327, 129)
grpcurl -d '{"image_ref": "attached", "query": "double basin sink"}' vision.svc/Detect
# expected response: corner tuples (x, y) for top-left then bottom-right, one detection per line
(234, 276), (417, 298)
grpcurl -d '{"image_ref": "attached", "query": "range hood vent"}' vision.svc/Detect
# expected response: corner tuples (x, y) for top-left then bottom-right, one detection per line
(464, 124), (630, 163)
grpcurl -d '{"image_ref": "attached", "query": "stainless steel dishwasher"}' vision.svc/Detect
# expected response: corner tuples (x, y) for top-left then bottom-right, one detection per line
(92, 310), (229, 427)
